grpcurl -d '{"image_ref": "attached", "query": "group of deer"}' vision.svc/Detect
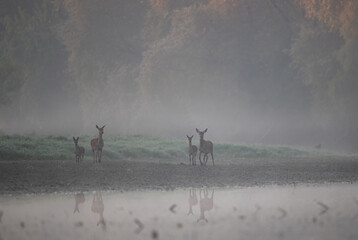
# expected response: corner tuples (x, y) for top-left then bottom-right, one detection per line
(187, 128), (214, 166)
(73, 125), (105, 163)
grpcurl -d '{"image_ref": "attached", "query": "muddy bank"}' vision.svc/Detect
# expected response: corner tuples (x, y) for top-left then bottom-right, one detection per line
(0, 157), (358, 195)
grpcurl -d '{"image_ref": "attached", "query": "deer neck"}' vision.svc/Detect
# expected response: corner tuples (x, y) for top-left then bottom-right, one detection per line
(199, 137), (205, 148)
(98, 134), (103, 146)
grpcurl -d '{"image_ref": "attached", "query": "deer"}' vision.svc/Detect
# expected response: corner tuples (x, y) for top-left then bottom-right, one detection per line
(91, 125), (105, 163)
(196, 128), (214, 166)
(186, 135), (198, 165)
(188, 188), (198, 215)
(73, 192), (85, 213)
(91, 191), (105, 227)
(197, 189), (214, 223)
(73, 137), (85, 163)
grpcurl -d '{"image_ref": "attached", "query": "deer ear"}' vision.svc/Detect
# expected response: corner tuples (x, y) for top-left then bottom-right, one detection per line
(96, 125), (99, 129)
(204, 128), (208, 133)
(186, 135), (189, 138)
(73, 137), (75, 140)
(76, 137), (79, 140)
(196, 128), (199, 133)
(102, 125), (106, 128)
(191, 135), (194, 138)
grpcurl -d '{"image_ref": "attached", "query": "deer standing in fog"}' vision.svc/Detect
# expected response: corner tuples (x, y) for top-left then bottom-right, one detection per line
(188, 188), (198, 215)
(196, 128), (214, 166)
(91, 125), (105, 163)
(187, 135), (198, 165)
(73, 137), (85, 163)
(91, 191), (105, 227)
(197, 189), (214, 223)
(73, 192), (85, 213)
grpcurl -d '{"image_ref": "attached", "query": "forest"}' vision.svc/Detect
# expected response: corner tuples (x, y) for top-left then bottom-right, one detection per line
(0, 0), (357, 152)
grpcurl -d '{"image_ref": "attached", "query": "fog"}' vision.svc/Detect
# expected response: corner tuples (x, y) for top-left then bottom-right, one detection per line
(1, 0), (358, 152)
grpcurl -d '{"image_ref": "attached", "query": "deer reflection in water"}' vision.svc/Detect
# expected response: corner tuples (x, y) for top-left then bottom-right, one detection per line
(74, 192), (85, 213)
(188, 189), (198, 215)
(187, 188), (215, 222)
(91, 191), (105, 227)
(197, 189), (214, 223)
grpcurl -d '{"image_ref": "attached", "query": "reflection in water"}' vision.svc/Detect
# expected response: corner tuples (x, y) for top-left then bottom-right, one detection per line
(197, 189), (214, 223)
(1, 184), (358, 240)
(91, 191), (105, 228)
(73, 192), (85, 213)
(188, 189), (198, 215)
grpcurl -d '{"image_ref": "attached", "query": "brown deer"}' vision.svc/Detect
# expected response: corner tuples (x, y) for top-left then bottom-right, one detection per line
(91, 125), (105, 163)
(196, 128), (214, 166)
(188, 188), (198, 215)
(197, 189), (214, 223)
(73, 192), (85, 213)
(91, 191), (105, 227)
(73, 137), (85, 163)
(186, 135), (198, 165)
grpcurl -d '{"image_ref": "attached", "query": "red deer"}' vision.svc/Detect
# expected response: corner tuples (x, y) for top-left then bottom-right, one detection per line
(196, 128), (214, 166)
(186, 135), (198, 165)
(73, 192), (85, 213)
(73, 137), (85, 163)
(188, 188), (198, 215)
(197, 189), (214, 223)
(91, 125), (105, 163)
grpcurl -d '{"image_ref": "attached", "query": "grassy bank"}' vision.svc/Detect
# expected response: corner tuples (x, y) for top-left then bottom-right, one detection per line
(0, 135), (324, 162)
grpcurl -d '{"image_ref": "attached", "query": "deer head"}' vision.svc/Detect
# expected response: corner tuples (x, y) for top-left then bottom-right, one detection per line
(73, 137), (79, 145)
(96, 125), (105, 135)
(196, 128), (208, 140)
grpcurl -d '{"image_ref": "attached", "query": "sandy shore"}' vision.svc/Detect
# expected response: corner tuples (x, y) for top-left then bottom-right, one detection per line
(0, 157), (357, 195)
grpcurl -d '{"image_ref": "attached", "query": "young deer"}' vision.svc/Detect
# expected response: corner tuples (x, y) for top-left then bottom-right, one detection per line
(186, 135), (198, 165)
(91, 125), (105, 163)
(73, 137), (85, 163)
(196, 128), (214, 166)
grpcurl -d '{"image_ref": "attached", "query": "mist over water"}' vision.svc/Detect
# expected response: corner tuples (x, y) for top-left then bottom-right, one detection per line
(1, 0), (357, 152)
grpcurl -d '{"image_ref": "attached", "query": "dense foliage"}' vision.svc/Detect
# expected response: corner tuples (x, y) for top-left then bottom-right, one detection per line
(0, 0), (357, 151)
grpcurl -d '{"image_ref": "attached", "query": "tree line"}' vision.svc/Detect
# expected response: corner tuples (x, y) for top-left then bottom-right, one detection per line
(0, 0), (357, 151)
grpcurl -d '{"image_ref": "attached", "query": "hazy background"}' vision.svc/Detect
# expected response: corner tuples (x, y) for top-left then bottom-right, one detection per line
(0, 0), (357, 152)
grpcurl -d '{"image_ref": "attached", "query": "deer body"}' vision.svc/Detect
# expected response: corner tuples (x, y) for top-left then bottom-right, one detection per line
(91, 125), (105, 163)
(187, 135), (198, 165)
(73, 137), (85, 163)
(196, 128), (214, 166)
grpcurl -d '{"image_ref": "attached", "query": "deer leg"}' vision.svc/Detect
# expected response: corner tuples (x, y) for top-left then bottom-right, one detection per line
(211, 152), (214, 166)
(93, 149), (96, 162)
(189, 154), (192, 165)
(199, 152), (203, 165)
(204, 154), (208, 165)
(193, 153), (196, 165)
(98, 149), (102, 163)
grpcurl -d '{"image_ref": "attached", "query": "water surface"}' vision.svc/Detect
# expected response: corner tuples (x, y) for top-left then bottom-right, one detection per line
(0, 183), (357, 240)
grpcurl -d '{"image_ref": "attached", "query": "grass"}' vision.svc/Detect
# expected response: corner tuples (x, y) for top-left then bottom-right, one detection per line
(0, 134), (326, 162)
